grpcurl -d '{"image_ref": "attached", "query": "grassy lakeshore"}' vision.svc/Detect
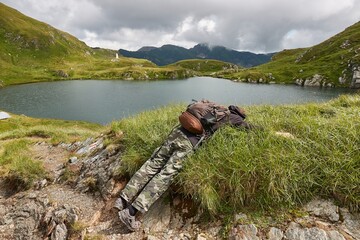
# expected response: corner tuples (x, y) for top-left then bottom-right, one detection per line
(1, 94), (359, 216)
(0, 114), (104, 188)
(112, 94), (360, 215)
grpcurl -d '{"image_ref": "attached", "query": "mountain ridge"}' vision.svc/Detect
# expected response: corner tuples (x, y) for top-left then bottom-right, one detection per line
(216, 21), (360, 88)
(119, 43), (275, 67)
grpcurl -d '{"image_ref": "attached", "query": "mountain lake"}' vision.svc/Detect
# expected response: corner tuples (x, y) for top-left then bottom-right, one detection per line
(0, 77), (355, 125)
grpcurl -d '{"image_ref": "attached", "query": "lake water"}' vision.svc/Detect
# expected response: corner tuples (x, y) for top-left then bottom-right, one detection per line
(0, 77), (354, 125)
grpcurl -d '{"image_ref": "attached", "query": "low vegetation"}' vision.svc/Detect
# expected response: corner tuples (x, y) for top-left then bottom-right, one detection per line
(0, 114), (104, 189)
(170, 59), (241, 75)
(112, 94), (360, 215)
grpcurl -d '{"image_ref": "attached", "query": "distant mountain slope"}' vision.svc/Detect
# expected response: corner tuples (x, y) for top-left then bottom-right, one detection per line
(217, 21), (360, 88)
(0, 3), (191, 86)
(0, 2), (99, 84)
(119, 43), (274, 67)
(0, 3), (93, 62)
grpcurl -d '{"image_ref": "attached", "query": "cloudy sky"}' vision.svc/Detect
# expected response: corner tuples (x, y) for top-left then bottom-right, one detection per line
(2, 0), (360, 53)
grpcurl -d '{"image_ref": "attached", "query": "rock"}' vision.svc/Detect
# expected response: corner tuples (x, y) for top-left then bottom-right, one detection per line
(56, 70), (69, 78)
(229, 224), (259, 240)
(147, 235), (160, 240)
(234, 213), (248, 222)
(327, 230), (345, 240)
(4, 192), (49, 240)
(143, 193), (171, 233)
(0, 111), (11, 120)
(74, 139), (122, 199)
(351, 67), (360, 88)
(304, 74), (324, 87)
(305, 199), (339, 222)
(207, 225), (222, 237)
(285, 222), (305, 240)
(51, 222), (68, 240)
(35, 179), (48, 189)
(196, 233), (208, 240)
(303, 227), (328, 240)
(68, 156), (78, 164)
(339, 207), (360, 239)
(340, 40), (351, 49)
(338, 76), (346, 84)
(267, 227), (284, 240)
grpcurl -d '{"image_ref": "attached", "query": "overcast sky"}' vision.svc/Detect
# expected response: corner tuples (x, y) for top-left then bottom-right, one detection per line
(2, 0), (360, 53)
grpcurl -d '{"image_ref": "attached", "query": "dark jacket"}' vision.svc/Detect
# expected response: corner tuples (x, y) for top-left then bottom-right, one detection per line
(180, 105), (253, 147)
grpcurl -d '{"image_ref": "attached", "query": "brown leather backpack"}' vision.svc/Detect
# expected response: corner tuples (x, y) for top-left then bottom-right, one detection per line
(179, 100), (230, 134)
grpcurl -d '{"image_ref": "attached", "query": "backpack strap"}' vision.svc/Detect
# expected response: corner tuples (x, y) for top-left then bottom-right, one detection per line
(192, 132), (209, 150)
(228, 105), (246, 119)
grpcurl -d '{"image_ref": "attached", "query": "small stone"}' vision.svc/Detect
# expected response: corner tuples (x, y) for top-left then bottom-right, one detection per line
(196, 233), (208, 240)
(28, 193), (37, 199)
(339, 208), (360, 239)
(304, 227), (328, 240)
(305, 199), (339, 222)
(267, 227), (284, 240)
(50, 222), (67, 240)
(229, 224), (259, 240)
(234, 213), (248, 222)
(147, 235), (160, 240)
(285, 222), (305, 240)
(327, 230), (345, 240)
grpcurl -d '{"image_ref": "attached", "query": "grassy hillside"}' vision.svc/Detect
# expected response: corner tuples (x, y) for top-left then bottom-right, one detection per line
(217, 22), (360, 87)
(0, 3), (195, 86)
(169, 59), (241, 75)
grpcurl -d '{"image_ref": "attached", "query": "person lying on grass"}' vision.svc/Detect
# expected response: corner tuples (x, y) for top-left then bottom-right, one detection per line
(115, 100), (256, 232)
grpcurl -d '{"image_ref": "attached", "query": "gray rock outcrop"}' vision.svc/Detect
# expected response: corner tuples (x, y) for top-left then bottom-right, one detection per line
(351, 66), (360, 88)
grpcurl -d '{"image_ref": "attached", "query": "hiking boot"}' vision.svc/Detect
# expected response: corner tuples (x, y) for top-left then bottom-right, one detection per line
(114, 197), (127, 211)
(118, 208), (141, 232)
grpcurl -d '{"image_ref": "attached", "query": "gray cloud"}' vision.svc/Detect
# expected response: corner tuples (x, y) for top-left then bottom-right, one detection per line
(2, 0), (360, 52)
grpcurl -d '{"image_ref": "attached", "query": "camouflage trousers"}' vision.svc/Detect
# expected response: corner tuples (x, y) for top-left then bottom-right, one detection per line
(120, 127), (193, 213)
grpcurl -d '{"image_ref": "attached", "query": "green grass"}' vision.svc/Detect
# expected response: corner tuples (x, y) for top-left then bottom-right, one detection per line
(110, 104), (185, 175)
(169, 59), (241, 75)
(111, 94), (360, 215)
(0, 139), (45, 189)
(0, 113), (104, 189)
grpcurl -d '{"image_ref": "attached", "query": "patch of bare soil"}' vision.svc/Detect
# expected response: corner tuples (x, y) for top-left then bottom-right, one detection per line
(31, 142), (70, 179)
(43, 184), (104, 222)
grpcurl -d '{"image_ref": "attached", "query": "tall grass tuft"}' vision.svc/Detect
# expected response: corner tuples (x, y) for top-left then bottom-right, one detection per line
(0, 140), (45, 189)
(115, 94), (360, 214)
(111, 104), (185, 175)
